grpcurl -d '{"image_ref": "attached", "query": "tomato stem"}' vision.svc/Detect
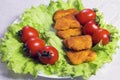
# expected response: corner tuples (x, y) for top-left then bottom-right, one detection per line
(17, 30), (22, 37)
(37, 51), (51, 58)
(95, 16), (101, 26)
(109, 35), (112, 42)
(93, 8), (101, 26)
(23, 44), (30, 53)
(37, 52), (41, 57)
(93, 8), (98, 12)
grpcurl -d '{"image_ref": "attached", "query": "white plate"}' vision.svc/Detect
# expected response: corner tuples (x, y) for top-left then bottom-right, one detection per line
(0, 0), (120, 80)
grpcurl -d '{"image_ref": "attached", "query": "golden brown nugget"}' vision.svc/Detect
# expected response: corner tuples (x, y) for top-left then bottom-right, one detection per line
(54, 15), (81, 30)
(64, 35), (92, 51)
(54, 9), (78, 21)
(85, 50), (97, 62)
(54, 17), (69, 30)
(57, 28), (82, 39)
(70, 19), (81, 29)
(66, 50), (90, 65)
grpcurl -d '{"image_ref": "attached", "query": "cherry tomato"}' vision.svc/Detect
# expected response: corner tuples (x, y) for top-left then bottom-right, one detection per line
(38, 46), (59, 65)
(92, 29), (110, 45)
(18, 26), (39, 43)
(83, 20), (99, 36)
(76, 9), (96, 25)
(24, 37), (45, 57)
(101, 29), (110, 36)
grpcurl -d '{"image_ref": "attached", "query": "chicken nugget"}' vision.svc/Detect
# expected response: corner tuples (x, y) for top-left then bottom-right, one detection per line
(64, 35), (92, 51)
(54, 15), (81, 30)
(69, 16), (81, 29)
(54, 9), (78, 21)
(54, 16), (70, 30)
(57, 28), (82, 39)
(85, 50), (97, 62)
(66, 50), (90, 65)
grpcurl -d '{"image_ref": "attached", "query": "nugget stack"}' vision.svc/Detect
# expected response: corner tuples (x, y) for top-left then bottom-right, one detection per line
(54, 9), (97, 65)
(54, 9), (82, 39)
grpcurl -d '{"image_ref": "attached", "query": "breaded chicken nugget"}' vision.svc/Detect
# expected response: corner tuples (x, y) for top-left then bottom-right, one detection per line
(54, 15), (70, 30)
(57, 28), (82, 39)
(54, 9), (78, 21)
(66, 50), (90, 65)
(85, 50), (97, 62)
(54, 15), (81, 30)
(64, 35), (92, 51)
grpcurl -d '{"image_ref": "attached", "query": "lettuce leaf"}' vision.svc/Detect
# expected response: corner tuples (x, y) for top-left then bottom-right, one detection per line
(0, 0), (119, 80)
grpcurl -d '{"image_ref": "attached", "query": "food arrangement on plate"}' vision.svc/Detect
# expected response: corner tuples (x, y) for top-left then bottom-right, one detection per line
(0, 0), (119, 80)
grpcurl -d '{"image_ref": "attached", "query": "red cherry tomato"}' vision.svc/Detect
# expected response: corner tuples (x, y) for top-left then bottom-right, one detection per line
(25, 37), (45, 57)
(92, 29), (110, 45)
(102, 29), (110, 36)
(38, 46), (59, 65)
(18, 26), (39, 43)
(83, 20), (100, 36)
(76, 9), (96, 25)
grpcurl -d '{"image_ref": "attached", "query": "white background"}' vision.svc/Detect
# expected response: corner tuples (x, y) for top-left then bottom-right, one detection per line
(0, 0), (120, 80)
